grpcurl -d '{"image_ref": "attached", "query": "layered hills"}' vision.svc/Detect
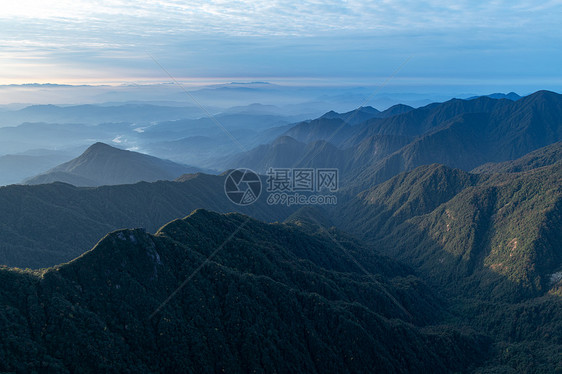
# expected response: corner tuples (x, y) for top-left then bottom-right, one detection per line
(335, 159), (562, 301)
(0, 173), (293, 269)
(1, 90), (562, 372)
(0, 210), (487, 373)
(229, 91), (562, 191)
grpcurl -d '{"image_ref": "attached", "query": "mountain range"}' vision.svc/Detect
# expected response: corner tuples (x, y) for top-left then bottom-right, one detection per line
(0, 172), (294, 269)
(229, 90), (562, 192)
(1, 90), (562, 372)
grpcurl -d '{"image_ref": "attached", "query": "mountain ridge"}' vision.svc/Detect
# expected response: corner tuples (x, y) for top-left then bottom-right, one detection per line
(0, 209), (489, 373)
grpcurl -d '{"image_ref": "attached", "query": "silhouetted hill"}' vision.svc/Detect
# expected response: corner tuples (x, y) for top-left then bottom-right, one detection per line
(25, 142), (204, 186)
(0, 210), (488, 373)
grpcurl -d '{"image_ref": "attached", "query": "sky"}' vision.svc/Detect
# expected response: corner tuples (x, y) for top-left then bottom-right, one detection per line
(0, 0), (561, 94)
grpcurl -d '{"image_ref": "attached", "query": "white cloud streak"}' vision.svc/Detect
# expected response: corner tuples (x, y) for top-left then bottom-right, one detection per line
(0, 0), (561, 84)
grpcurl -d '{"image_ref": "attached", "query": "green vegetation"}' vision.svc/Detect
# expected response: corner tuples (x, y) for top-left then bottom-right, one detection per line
(0, 211), (488, 373)
(0, 173), (293, 268)
(1, 92), (562, 372)
(333, 155), (562, 372)
(472, 141), (562, 173)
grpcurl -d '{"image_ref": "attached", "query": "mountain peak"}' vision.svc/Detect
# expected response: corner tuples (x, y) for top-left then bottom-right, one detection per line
(84, 142), (124, 154)
(25, 142), (202, 187)
(88, 141), (114, 149)
(320, 110), (340, 119)
(380, 103), (414, 117)
(524, 90), (560, 101)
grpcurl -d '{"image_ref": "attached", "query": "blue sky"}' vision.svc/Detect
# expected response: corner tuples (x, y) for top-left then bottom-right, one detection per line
(1, 0), (561, 93)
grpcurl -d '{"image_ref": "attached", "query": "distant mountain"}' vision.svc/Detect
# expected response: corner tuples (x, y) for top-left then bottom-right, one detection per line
(231, 92), (547, 184)
(141, 113), (290, 140)
(320, 104), (414, 123)
(319, 106), (382, 124)
(467, 92), (521, 101)
(282, 104), (414, 147)
(25, 142), (204, 187)
(143, 124), (294, 168)
(0, 210), (488, 373)
(0, 172), (293, 269)
(0, 103), (205, 126)
(224, 102), (283, 114)
(344, 95), (514, 145)
(379, 103), (416, 118)
(351, 90), (562, 189)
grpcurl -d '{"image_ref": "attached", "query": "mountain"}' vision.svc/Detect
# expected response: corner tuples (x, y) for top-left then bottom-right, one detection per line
(379, 103), (415, 118)
(229, 91), (560, 189)
(4, 90), (562, 372)
(336, 161), (562, 301)
(319, 106), (382, 124)
(24, 142), (204, 187)
(143, 123), (295, 169)
(0, 172), (294, 269)
(320, 104), (414, 123)
(343, 95), (514, 146)
(0, 210), (488, 373)
(281, 118), (356, 147)
(141, 113), (291, 140)
(281, 104), (414, 148)
(329, 160), (562, 371)
(467, 92), (521, 101)
(228, 134), (411, 176)
(0, 103), (205, 126)
(351, 90), (562, 190)
(472, 141), (562, 173)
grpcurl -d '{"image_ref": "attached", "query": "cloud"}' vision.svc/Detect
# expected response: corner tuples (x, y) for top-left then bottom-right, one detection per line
(0, 0), (561, 85)
(3, 0), (562, 36)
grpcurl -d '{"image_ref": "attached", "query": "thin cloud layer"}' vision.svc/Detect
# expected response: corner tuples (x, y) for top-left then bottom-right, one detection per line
(0, 0), (561, 88)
